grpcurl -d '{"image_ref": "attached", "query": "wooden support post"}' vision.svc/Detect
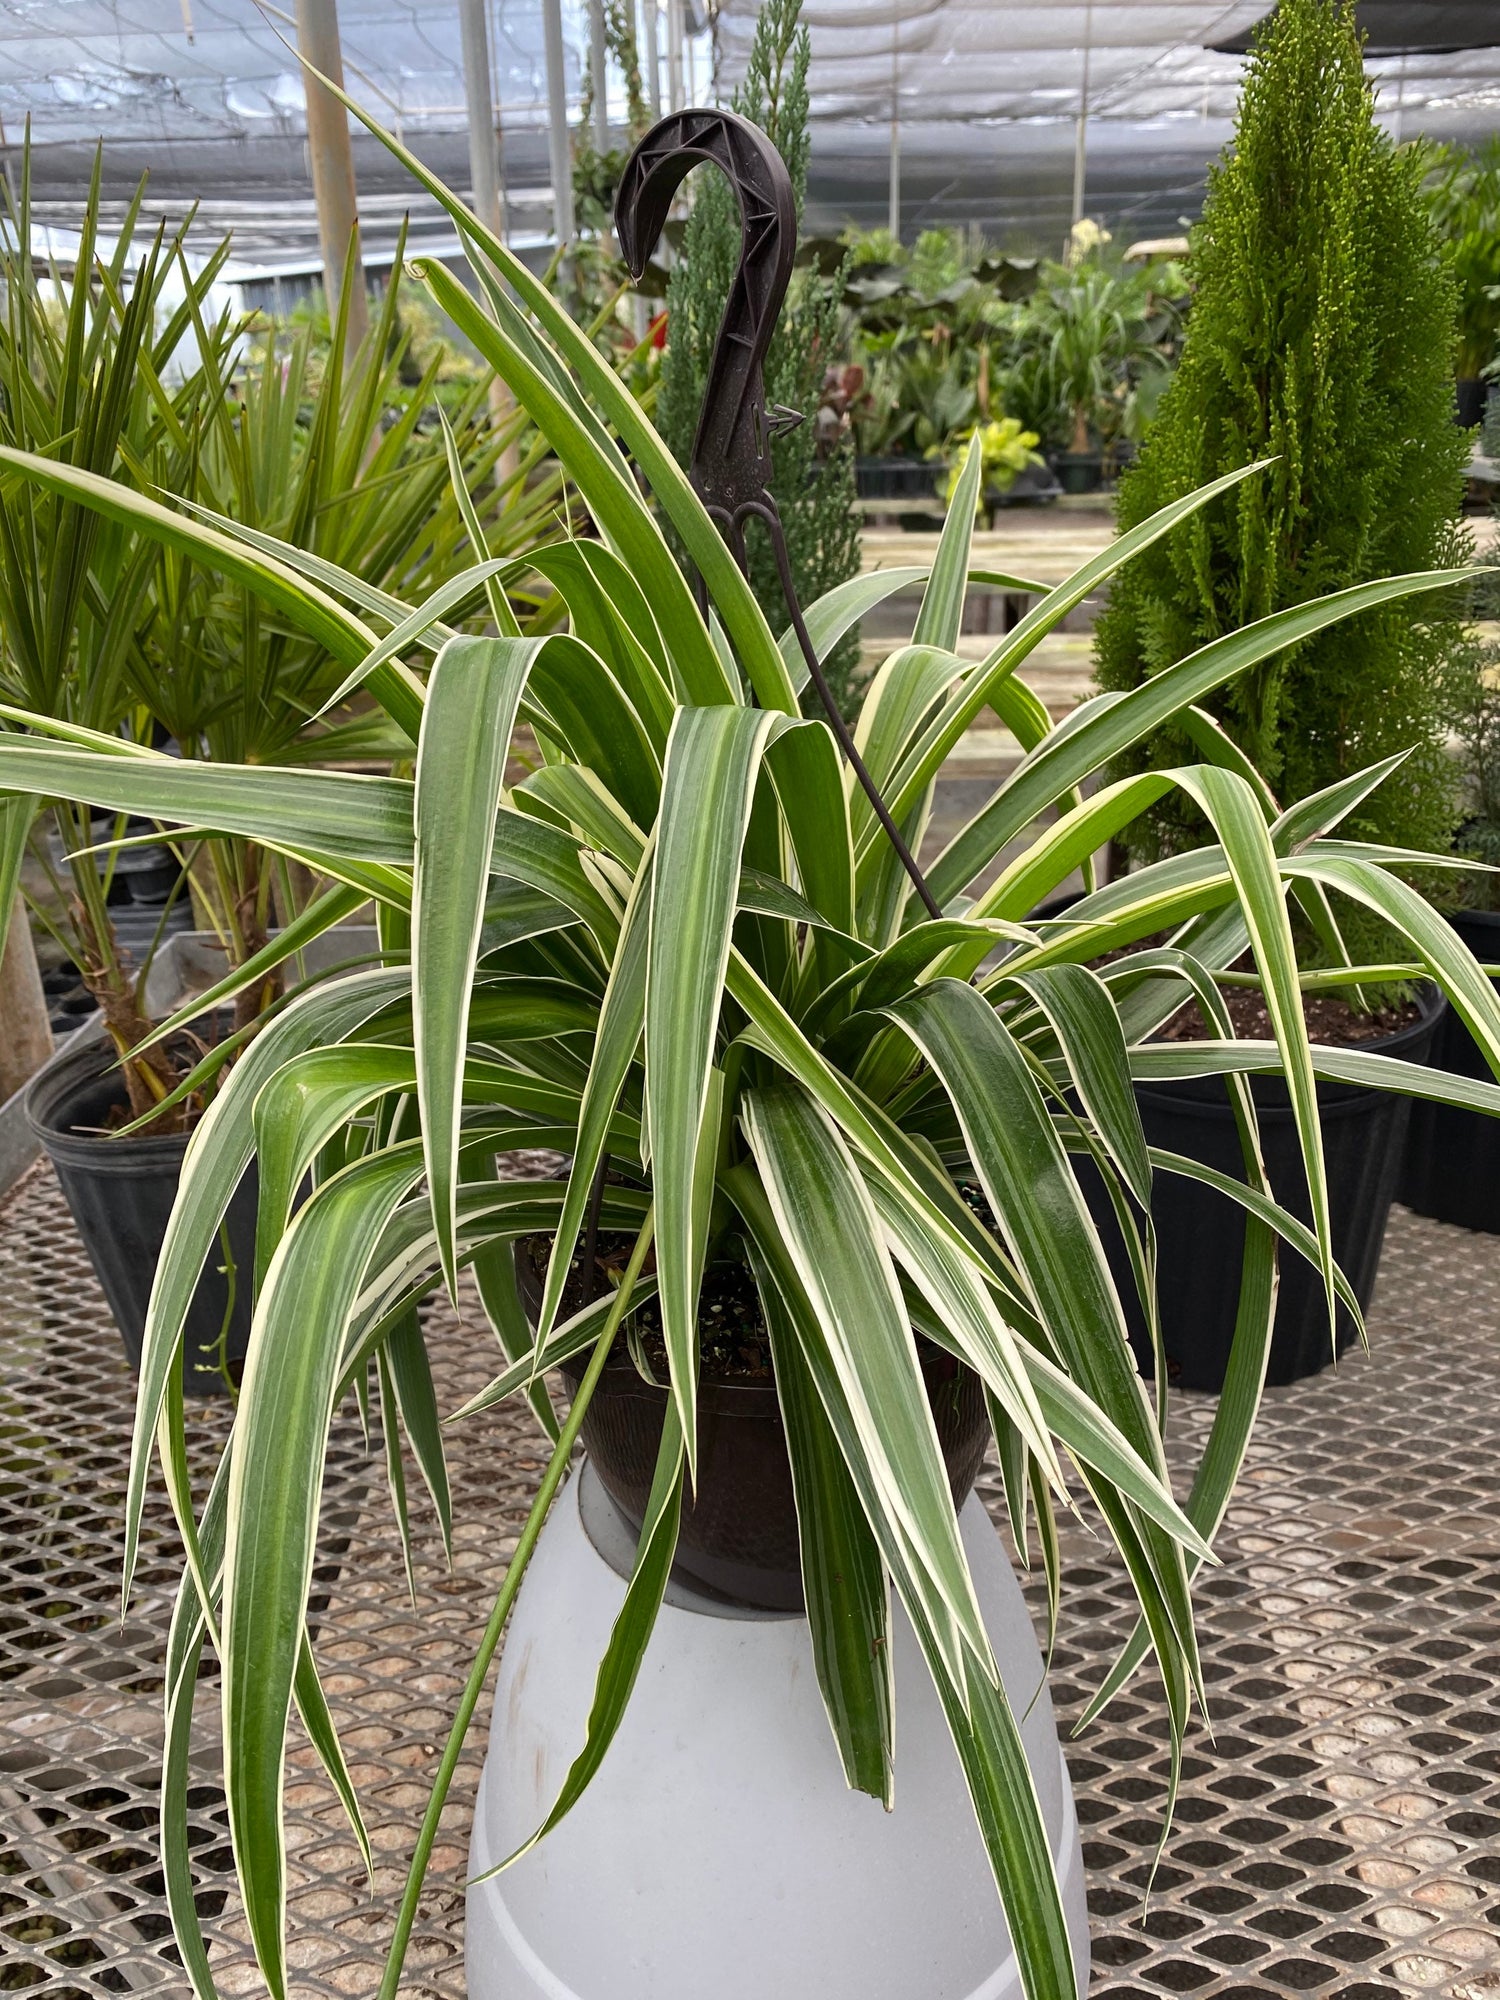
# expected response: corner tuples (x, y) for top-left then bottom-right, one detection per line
(294, 0), (368, 355)
(458, 0), (521, 480)
(0, 898), (51, 1106)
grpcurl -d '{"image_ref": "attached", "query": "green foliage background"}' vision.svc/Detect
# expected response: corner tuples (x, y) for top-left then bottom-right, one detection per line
(1094, 0), (1473, 867)
(657, 0), (863, 715)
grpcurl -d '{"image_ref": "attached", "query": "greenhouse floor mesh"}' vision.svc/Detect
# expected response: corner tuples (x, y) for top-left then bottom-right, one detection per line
(1, 1163), (1498, 1999)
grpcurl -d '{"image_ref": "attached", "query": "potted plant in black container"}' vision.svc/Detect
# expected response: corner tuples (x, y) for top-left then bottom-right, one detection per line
(1092, 0), (1480, 1386)
(1401, 642), (1500, 1229)
(1002, 233), (1166, 499)
(514, 1231), (992, 1610)
(0, 156), (260, 1390)
(1085, 961), (1446, 1390)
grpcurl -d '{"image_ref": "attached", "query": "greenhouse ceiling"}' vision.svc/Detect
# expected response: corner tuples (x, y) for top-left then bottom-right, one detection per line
(716, 0), (1500, 241)
(3, 0), (1498, 265)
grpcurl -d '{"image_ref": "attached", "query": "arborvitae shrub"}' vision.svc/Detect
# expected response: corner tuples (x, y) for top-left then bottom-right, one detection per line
(1094, 0), (1472, 866)
(657, 0), (863, 715)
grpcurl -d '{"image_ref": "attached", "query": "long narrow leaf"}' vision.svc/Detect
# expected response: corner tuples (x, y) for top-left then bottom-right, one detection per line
(886, 461), (1276, 830)
(647, 707), (779, 1472)
(741, 1220), (1077, 2000)
(912, 432), (985, 650)
(740, 1083), (993, 1675)
(0, 792), (35, 964)
(386, 1308), (453, 1563)
(1172, 768), (1332, 1320)
(470, 1400), (685, 1879)
(126, 969), (411, 1607)
(414, 635), (541, 1294)
(0, 444), (424, 738)
(764, 1285), (894, 1804)
(924, 568), (1479, 906)
(539, 846), (652, 1340)
(223, 1146), (426, 1994)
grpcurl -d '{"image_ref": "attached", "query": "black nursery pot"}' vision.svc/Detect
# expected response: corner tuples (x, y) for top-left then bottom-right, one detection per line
(854, 455), (938, 502)
(1085, 992), (1444, 1392)
(1399, 909), (1500, 1233)
(1052, 451), (1104, 495)
(25, 1035), (256, 1395)
(1455, 377), (1487, 429)
(516, 1242), (990, 1611)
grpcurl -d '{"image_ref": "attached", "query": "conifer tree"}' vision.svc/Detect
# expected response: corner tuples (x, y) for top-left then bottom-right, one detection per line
(657, 0), (863, 714)
(1094, 0), (1472, 863)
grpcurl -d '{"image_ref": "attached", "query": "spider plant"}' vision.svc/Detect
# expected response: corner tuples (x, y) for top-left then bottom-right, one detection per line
(0, 105), (1498, 2000)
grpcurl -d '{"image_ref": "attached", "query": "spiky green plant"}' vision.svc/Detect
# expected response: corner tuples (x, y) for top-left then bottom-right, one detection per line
(0, 147), (238, 1114)
(1004, 254), (1173, 456)
(1094, 0), (1474, 872)
(1, 89), (1498, 2000)
(142, 246), (559, 1033)
(657, 0), (862, 714)
(0, 158), (565, 1117)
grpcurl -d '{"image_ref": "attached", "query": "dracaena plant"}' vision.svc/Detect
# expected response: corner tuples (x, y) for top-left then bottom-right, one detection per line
(1, 103), (1499, 2000)
(0, 154), (563, 1123)
(137, 239), (565, 1042)
(0, 144), (240, 1113)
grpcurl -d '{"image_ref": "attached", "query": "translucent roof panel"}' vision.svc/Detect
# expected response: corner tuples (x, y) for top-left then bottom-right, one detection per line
(0, 1), (666, 272)
(2, 2), (1497, 266)
(716, 0), (1500, 247)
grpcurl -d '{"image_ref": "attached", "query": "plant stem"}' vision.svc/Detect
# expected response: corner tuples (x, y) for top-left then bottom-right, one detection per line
(66, 817), (179, 1121)
(374, 1204), (656, 2000)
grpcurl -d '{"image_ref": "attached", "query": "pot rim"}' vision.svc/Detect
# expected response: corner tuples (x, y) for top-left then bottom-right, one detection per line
(1136, 981), (1444, 1118)
(560, 1339), (964, 1406)
(560, 1350), (783, 1406)
(25, 1033), (190, 1166)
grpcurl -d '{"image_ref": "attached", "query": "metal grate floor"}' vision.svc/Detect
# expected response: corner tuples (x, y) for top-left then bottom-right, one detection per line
(1, 1163), (1498, 1997)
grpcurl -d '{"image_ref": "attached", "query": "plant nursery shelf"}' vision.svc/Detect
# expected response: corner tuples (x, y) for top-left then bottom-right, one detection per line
(1, 1162), (1499, 1997)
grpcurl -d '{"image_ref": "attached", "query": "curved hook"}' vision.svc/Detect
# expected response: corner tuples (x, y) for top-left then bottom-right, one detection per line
(617, 108), (942, 920)
(616, 108), (796, 513)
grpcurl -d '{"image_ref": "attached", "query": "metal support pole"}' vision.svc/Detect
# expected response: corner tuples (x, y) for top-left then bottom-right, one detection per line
(543, 0), (574, 248)
(294, 0), (368, 354)
(458, 0), (519, 479)
(641, 0), (661, 120)
(1070, 2), (1093, 240)
(589, 0), (610, 151)
(888, 24), (900, 243)
(666, 0), (684, 112)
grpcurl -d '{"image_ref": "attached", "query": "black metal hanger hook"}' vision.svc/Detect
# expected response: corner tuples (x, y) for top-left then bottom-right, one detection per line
(615, 109), (941, 921)
(616, 107), (800, 520)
